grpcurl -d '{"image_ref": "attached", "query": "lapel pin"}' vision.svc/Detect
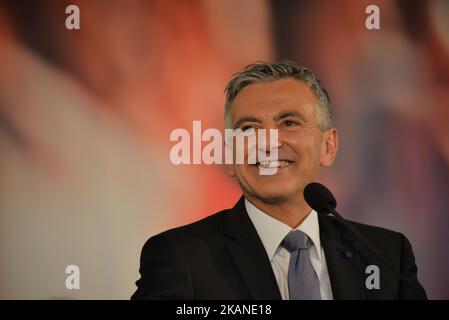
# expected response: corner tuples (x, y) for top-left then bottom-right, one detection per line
(344, 250), (353, 259)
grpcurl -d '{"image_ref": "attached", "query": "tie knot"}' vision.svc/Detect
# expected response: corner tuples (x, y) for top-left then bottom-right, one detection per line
(281, 230), (310, 253)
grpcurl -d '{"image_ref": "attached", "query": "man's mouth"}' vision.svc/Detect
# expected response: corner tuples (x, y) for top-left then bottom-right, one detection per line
(256, 160), (292, 169)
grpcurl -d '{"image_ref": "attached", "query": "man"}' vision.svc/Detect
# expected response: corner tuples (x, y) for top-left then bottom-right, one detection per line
(131, 61), (427, 300)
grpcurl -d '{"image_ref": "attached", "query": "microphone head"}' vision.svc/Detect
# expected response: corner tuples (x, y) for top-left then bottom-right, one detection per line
(303, 182), (337, 213)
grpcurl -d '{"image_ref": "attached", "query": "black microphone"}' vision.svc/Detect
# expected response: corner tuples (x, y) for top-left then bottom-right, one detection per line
(303, 182), (405, 282)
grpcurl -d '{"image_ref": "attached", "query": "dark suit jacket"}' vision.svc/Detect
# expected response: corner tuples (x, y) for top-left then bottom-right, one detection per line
(131, 197), (427, 300)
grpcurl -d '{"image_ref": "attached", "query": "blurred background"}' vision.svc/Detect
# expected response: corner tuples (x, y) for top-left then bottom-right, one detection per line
(0, 0), (448, 299)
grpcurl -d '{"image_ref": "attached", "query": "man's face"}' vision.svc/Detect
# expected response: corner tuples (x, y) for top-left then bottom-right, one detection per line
(228, 78), (337, 204)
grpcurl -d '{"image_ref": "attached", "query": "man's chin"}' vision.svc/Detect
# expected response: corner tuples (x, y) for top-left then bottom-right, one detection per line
(250, 191), (292, 205)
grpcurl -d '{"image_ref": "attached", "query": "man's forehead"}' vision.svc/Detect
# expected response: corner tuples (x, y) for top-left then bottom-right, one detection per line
(235, 110), (308, 120)
(231, 99), (318, 121)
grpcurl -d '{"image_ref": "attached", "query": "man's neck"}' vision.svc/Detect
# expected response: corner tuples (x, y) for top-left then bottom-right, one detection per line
(244, 194), (312, 228)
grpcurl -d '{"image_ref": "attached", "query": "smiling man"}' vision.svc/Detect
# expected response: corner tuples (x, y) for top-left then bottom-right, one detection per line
(132, 61), (427, 300)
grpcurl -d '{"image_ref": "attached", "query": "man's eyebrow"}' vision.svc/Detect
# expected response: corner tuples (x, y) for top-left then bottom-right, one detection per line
(273, 111), (307, 122)
(234, 116), (262, 129)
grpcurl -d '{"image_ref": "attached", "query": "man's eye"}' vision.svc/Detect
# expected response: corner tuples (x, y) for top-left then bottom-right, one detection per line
(282, 120), (299, 127)
(241, 125), (256, 132)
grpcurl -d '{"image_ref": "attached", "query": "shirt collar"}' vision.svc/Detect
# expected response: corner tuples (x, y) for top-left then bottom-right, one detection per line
(245, 198), (322, 261)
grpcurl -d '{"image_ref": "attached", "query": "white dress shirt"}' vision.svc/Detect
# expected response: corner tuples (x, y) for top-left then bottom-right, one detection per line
(245, 199), (334, 300)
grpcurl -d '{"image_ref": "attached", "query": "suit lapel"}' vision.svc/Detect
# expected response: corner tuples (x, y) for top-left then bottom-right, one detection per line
(224, 197), (282, 300)
(319, 214), (365, 299)
(223, 197), (366, 300)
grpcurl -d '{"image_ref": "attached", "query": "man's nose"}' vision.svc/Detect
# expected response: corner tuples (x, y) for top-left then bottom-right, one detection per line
(257, 128), (281, 154)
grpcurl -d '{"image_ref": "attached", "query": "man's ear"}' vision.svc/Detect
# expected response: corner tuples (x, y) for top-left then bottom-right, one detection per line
(320, 128), (338, 167)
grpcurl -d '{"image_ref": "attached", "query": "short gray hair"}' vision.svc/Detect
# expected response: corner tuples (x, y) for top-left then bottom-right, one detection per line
(224, 61), (332, 130)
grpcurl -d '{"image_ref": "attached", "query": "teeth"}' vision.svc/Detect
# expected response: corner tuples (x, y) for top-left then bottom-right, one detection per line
(258, 160), (290, 168)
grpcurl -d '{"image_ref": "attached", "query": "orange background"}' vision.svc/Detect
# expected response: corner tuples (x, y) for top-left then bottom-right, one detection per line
(0, 0), (448, 299)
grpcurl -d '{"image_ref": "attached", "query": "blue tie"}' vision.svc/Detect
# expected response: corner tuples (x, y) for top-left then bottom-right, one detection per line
(281, 230), (321, 300)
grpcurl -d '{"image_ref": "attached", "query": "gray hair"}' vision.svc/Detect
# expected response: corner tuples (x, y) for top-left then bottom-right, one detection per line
(224, 61), (332, 131)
